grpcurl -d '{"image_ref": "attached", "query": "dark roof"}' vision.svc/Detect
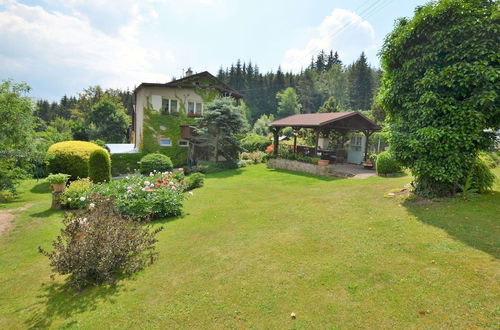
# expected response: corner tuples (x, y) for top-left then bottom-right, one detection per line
(135, 71), (243, 99)
(270, 112), (380, 130)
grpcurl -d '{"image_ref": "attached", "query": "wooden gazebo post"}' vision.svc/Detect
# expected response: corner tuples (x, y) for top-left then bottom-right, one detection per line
(272, 127), (280, 156)
(362, 130), (373, 162)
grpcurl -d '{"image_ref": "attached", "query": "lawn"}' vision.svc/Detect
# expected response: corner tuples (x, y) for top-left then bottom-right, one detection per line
(0, 165), (499, 329)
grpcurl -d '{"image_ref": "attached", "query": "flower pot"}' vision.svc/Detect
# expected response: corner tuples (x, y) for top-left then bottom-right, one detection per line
(317, 159), (330, 166)
(51, 183), (66, 193)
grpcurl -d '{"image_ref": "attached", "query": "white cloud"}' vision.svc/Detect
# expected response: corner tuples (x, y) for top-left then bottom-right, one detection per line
(0, 0), (174, 99)
(282, 8), (376, 71)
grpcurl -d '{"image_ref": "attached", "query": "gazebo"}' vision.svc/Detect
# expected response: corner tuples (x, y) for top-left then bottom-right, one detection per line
(269, 112), (380, 163)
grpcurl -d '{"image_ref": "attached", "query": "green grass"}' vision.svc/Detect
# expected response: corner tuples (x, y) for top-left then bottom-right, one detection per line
(1, 165), (499, 329)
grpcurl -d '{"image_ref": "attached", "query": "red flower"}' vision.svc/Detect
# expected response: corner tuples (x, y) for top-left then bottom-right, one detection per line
(157, 178), (162, 182)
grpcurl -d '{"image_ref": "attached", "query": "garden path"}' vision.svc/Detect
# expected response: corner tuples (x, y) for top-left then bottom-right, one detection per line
(0, 203), (33, 236)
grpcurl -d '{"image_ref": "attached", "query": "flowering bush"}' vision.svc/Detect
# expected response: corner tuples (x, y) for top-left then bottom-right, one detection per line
(60, 178), (92, 209)
(94, 171), (186, 220)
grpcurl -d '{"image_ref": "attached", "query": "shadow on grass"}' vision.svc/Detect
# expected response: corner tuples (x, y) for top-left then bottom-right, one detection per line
(23, 281), (125, 329)
(268, 168), (338, 181)
(403, 191), (500, 259)
(30, 182), (51, 194)
(31, 208), (61, 218)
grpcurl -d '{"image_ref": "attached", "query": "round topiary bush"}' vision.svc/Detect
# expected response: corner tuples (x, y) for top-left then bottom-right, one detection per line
(140, 153), (173, 174)
(376, 150), (402, 175)
(89, 149), (112, 183)
(48, 141), (103, 180)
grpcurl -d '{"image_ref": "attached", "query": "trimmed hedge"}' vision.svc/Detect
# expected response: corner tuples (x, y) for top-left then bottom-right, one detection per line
(376, 151), (402, 175)
(48, 141), (103, 180)
(140, 153), (173, 174)
(89, 149), (112, 183)
(111, 153), (143, 176)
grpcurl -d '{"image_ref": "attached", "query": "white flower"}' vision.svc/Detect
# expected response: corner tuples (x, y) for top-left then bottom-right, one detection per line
(141, 187), (146, 191)
(171, 186), (177, 190)
(127, 186), (132, 190)
(80, 196), (86, 201)
(144, 181), (150, 186)
(149, 173), (154, 177)
(125, 176), (129, 179)
(169, 182), (174, 185)
(89, 203), (95, 209)
(67, 198), (72, 202)
(188, 191), (193, 196)
(150, 184), (155, 188)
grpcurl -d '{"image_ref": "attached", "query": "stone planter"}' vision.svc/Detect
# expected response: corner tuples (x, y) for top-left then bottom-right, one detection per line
(51, 183), (66, 193)
(317, 159), (330, 166)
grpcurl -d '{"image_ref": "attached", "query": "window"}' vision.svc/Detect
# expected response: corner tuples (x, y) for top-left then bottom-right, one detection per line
(161, 98), (170, 113)
(188, 101), (195, 113)
(159, 138), (172, 147)
(170, 100), (178, 112)
(195, 102), (203, 115)
(178, 139), (189, 147)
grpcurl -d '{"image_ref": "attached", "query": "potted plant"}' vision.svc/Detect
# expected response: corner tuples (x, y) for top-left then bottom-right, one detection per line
(318, 156), (330, 166)
(46, 173), (70, 193)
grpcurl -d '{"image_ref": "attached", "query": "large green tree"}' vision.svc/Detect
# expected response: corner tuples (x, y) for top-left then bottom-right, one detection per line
(379, 0), (499, 197)
(348, 52), (373, 110)
(0, 80), (36, 193)
(86, 94), (130, 143)
(276, 87), (302, 118)
(195, 97), (245, 162)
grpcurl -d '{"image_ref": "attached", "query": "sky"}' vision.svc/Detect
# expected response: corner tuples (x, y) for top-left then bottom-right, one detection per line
(0, 0), (431, 101)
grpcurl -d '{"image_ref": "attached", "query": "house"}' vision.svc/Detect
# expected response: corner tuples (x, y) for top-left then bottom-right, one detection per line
(131, 70), (243, 166)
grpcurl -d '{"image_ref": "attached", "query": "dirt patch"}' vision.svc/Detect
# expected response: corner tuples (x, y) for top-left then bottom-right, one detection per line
(0, 203), (34, 236)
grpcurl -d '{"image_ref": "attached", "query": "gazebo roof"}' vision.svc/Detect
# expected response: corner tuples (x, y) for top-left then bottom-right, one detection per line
(270, 112), (379, 131)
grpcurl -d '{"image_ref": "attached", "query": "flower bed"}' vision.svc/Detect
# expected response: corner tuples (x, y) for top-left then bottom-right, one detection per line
(58, 170), (203, 221)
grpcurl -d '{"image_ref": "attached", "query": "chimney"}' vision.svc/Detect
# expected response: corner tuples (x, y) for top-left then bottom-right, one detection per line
(185, 67), (193, 77)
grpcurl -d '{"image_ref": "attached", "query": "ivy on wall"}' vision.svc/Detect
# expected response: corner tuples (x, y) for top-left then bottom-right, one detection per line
(140, 77), (232, 166)
(141, 104), (195, 166)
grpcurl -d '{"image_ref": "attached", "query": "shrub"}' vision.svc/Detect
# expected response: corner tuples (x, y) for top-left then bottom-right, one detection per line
(468, 157), (495, 193)
(95, 173), (185, 220)
(48, 141), (103, 180)
(249, 151), (265, 164)
(61, 178), (92, 209)
(185, 173), (205, 190)
(39, 197), (163, 290)
(140, 153), (173, 174)
(184, 164), (208, 175)
(89, 149), (111, 183)
(479, 152), (498, 169)
(46, 173), (70, 184)
(241, 133), (270, 152)
(376, 151), (402, 175)
(111, 153), (143, 176)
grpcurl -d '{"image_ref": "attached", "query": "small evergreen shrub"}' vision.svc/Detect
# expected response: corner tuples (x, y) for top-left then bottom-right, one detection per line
(89, 149), (111, 183)
(39, 196), (163, 290)
(140, 153), (173, 174)
(48, 141), (103, 180)
(376, 151), (402, 175)
(185, 173), (205, 190)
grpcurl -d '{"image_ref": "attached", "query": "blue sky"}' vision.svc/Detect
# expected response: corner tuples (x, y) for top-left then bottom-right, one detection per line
(0, 0), (431, 101)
